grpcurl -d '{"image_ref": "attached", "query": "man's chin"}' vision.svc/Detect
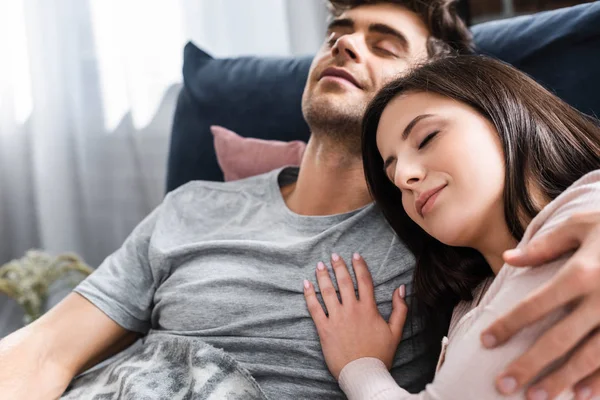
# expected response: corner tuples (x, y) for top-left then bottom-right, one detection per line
(303, 97), (363, 131)
(314, 82), (364, 97)
(309, 91), (365, 111)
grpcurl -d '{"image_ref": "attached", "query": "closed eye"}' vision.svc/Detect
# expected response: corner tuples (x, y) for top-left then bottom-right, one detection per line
(387, 172), (395, 184)
(383, 157), (396, 184)
(418, 131), (439, 149)
(374, 46), (397, 57)
(326, 31), (342, 47)
(384, 166), (394, 184)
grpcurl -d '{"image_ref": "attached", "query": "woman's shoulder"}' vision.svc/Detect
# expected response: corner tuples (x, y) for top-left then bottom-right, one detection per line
(477, 170), (600, 310)
(522, 170), (600, 244)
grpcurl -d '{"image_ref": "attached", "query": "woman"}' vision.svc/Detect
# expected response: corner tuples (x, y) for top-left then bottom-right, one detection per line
(302, 56), (600, 399)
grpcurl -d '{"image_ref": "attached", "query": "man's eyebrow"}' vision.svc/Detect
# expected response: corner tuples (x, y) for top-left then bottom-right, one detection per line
(403, 114), (434, 140)
(369, 23), (409, 51)
(327, 18), (354, 32)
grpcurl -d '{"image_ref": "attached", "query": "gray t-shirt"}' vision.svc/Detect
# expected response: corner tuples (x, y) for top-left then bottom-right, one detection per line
(74, 167), (434, 399)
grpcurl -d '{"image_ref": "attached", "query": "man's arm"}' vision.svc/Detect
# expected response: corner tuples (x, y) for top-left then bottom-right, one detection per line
(481, 196), (600, 397)
(0, 193), (167, 399)
(0, 292), (137, 399)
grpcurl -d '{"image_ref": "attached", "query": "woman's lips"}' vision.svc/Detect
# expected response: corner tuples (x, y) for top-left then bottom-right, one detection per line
(416, 185), (447, 218)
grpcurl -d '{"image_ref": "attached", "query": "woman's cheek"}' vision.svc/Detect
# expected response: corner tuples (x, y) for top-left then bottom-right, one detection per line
(402, 197), (418, 223)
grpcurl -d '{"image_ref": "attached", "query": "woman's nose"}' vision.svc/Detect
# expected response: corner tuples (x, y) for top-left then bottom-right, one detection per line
(394, 164), (425, 191)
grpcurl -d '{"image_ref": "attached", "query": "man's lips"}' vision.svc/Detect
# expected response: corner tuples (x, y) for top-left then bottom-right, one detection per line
(319, 67), (362, 89)
(415, 184), (447, 218)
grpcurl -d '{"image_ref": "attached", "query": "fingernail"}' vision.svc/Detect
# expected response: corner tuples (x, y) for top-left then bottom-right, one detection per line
(303, 280), (311, 290)
(353, 253), (361, 260)
(504, 248), (523, 259)
(482, 333), (497, 348)
(498, 376), (517, 394)
(332, 253), (340, 262)
(399, 285), (406, 299)
(317, 262), (326, 271)
(576, 387), (592, 400)
(529, 388), (548, 400)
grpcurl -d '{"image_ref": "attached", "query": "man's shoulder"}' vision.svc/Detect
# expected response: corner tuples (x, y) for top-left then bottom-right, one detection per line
(164, 169), (280, 206)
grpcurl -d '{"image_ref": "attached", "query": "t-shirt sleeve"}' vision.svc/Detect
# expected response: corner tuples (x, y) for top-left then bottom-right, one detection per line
(73, 204), (163, 334)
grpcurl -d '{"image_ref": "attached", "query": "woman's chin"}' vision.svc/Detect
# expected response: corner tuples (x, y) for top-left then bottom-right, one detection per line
(425, 225), (471, 248)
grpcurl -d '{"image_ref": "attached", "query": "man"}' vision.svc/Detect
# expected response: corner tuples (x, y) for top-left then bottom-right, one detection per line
(1, 1), (600, 399)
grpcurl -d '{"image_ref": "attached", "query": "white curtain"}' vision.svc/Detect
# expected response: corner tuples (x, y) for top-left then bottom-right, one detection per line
(0, 0), (327, 336)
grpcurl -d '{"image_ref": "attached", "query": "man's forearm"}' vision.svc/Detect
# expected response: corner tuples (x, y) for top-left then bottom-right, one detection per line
(0, 293), (136, 399)
(0, 326), (73, 399)
(77, 331), (140, 375)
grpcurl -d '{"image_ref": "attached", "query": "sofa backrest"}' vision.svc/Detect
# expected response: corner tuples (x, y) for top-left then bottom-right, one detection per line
(167, 3), (600, 191)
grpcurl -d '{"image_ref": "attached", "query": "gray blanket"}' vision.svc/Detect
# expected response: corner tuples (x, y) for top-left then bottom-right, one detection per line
(61, 333), (268, 400)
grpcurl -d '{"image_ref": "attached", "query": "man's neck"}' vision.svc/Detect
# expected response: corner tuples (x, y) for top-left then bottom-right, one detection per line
(281, 135), (373, 216)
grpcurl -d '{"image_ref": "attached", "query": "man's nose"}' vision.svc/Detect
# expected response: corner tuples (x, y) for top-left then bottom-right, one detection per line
(331, 34), (363, 64)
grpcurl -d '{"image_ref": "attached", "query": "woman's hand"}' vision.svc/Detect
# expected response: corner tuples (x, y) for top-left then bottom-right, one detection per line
(303, 252), (407, 380)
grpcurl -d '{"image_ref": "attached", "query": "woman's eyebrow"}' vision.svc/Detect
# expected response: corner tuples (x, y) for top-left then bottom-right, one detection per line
(402, 114), (435, 140)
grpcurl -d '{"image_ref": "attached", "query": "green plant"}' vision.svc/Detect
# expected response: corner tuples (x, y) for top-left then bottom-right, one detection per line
(0, 250), (93, 324)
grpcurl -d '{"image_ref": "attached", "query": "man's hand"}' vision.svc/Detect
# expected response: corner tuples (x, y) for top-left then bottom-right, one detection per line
(480, 211), (600, 400)
(303, 253), (407, 380)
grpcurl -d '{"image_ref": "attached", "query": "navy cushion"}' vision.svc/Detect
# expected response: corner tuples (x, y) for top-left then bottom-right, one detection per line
(167, 47), (312, 190)
(471, 2), (600, 117)
(167, 3), (600, 191)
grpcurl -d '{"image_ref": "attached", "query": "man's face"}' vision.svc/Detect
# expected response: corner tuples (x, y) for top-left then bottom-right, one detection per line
(302, 3), (429, 153)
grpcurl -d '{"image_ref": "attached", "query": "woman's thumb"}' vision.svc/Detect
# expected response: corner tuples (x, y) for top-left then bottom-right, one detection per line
(388, 285), (408, 342)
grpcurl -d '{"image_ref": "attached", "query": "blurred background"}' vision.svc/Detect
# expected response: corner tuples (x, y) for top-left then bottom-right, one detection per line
(0, 0), (594, 336)
(468, 0), (593, 22)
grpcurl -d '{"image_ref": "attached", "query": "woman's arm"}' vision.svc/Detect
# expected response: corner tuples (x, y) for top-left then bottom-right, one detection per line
(305, 252), (574, 400)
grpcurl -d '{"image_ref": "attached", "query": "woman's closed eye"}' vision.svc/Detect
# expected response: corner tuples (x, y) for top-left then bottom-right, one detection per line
(386, 168), (395, 185)
(418, 131), (440, 149)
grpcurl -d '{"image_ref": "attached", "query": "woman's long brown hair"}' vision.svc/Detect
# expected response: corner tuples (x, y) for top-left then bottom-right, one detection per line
(362, 55), (600, 352)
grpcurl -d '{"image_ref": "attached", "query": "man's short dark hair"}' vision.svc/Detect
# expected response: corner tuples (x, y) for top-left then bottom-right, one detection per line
(327, 0), (474, 57)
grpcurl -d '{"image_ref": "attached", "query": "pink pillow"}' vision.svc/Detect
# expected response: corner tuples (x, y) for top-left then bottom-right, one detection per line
(211, 125), (307, 182)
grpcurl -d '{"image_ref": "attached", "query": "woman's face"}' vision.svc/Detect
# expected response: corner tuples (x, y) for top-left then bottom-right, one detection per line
(376, 91), (506, 248)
